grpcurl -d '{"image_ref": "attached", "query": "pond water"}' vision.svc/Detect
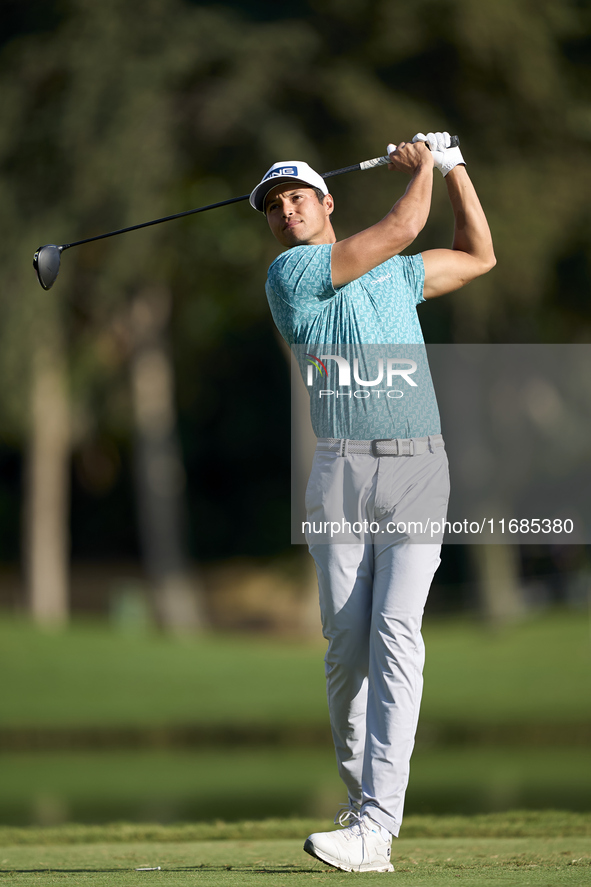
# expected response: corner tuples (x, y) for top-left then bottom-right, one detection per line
(1, 746), (589, 826)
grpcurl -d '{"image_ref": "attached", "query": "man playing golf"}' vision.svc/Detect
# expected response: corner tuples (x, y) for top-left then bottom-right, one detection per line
(249, 132), (495, 873)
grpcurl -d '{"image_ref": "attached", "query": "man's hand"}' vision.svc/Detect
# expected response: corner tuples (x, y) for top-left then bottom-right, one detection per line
(386, 140), (434, 176)
(412, 131), (465, 177)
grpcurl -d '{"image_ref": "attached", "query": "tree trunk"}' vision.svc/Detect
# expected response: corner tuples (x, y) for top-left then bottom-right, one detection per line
(471, 543), (525, 626)
(279, 335), (322, 638)
(129, 287), (206, 633)
(23, 343), (70, 627)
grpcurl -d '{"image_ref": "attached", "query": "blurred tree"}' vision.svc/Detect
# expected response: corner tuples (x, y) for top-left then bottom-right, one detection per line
(0, 0), (223, 627)
(309, 0), (591, 341)
(128, 286), (206, 631)
(22, 329), (70, 626)
(0, 0), (333, 627)
(0, 0), (589, 627)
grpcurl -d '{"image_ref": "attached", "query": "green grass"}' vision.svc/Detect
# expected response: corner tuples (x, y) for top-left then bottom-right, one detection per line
(0, 610), (589, 731)
(0, 815), (590, 886)
(2, 811), (590, 843)
(421, 611), (591, 726)
(0, 619), (327, 729)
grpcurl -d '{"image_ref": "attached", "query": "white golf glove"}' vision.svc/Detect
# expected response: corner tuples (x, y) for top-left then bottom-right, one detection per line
(412, 131), (465, 176)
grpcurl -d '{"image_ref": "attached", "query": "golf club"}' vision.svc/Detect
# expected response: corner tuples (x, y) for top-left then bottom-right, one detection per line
(33, 137), (459, 290)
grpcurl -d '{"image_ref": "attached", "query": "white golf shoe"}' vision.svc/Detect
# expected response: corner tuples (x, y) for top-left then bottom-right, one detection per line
(304, 812), (394, 873)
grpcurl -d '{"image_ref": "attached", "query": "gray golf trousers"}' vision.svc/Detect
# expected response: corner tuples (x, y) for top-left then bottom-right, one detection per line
(305, 438), (450, 837)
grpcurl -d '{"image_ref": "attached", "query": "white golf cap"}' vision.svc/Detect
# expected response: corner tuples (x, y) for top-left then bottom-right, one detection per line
(249, 160), (328, 213)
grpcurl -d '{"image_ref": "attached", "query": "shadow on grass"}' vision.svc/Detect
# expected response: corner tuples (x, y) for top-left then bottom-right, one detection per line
(1, 865), (321, 874)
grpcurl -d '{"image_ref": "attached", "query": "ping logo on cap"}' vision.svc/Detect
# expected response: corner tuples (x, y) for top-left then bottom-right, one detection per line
(264, 166), (298, 180)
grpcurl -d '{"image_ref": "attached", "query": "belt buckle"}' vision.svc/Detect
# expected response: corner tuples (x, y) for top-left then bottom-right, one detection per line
(371, 438), (396, 457)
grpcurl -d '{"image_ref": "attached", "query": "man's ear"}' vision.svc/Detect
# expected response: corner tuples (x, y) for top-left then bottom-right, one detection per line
(324, 193), (334, 215)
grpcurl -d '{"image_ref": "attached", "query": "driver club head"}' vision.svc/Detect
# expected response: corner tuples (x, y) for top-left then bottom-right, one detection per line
(33, 244), (63, 290)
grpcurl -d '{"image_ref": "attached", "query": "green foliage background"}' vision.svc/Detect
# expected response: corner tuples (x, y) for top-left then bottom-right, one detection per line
(0, 0), (590, 561)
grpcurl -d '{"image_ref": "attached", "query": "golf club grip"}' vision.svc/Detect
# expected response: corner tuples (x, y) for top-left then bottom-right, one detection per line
(346, 135), (461, 175)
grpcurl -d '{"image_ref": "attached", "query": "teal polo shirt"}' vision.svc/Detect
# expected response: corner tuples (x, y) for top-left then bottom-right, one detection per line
(266, 244), (441, 440)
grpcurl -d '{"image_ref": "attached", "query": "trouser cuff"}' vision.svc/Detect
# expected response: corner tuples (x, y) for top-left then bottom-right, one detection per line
(361, 803), (400, 838)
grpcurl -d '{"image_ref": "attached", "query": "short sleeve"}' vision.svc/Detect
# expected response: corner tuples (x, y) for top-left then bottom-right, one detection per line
(266, 244), (336, 308)
(398, 253), (426, 305)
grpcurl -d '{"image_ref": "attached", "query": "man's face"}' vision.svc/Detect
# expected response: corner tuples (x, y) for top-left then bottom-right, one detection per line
(265, 184), (335, 248)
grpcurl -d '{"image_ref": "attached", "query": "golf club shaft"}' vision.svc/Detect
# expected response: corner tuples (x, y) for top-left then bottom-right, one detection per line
(56, 136), (460, 251)
(61, 193), (251, 251)
(60, 154), (392, 251)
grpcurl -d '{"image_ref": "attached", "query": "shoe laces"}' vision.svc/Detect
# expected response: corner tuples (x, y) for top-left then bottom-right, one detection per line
(334, 803), (361, 829)
(334, 808), (389, 859)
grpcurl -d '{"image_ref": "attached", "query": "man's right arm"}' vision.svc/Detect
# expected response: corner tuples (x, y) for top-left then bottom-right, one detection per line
(330, 141), (434, 288)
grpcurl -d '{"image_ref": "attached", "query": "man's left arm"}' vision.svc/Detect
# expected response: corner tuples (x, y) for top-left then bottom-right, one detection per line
(422, 165), (496, 299)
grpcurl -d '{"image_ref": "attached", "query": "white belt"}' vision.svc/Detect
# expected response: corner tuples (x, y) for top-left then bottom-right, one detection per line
(316, 434), (444, 457)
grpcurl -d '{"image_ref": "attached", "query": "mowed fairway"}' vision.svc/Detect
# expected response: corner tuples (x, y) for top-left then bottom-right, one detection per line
(1, 815), (590, 886)
(1, 836), (590, 886)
